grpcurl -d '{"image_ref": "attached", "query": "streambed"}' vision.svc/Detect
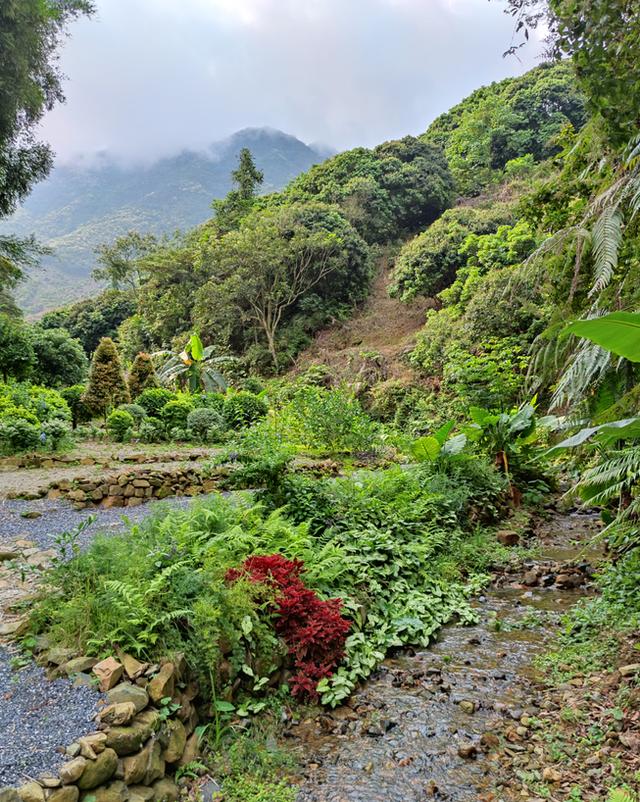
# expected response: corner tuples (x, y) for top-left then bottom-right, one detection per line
(291, 511), (603, 802)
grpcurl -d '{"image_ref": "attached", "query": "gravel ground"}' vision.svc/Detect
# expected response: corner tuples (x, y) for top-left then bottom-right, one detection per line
(0, 644), (104, 787)
(0, 494), (222, 550)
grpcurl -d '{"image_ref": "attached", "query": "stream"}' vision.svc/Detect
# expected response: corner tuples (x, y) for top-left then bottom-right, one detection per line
(290, 510), (603, 802)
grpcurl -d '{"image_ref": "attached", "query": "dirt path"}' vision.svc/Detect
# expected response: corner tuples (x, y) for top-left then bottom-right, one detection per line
(290, 511), (603, 802)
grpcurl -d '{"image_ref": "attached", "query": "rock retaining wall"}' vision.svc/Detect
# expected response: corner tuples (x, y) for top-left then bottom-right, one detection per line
(1, 451), (210, 471)
(2, 650), (201, 801)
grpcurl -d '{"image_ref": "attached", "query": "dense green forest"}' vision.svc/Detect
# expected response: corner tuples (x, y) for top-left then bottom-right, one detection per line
(1, 1), (640, 801)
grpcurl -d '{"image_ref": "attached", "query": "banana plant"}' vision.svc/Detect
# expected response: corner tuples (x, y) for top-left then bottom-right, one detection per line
(411, 420), (467, 463)
(155, 333), (227, 393)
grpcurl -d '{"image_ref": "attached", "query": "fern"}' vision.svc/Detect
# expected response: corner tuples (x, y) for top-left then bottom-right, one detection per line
(589, 207), (623, 297)
(608, 789), (636, 802)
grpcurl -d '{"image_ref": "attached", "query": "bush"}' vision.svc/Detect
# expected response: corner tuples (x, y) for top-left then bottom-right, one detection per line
(0, 417), (41, 454)
(106, 409), (135, 442)
(118, 403), (147, 425)
(223, 391), (269, 429)
(186, 407), (224, 442)
(193, 392), (225, 416)
(136, 387), (175, 417)
(161, 399), (194, 431)
(127, 352), (158, 399)
(82, 337), (130, 417)
(41, 418), (72, 450)
(138, 416), (165, 443)
(0, 383), (70, 424)
(60, 385), (92, 429)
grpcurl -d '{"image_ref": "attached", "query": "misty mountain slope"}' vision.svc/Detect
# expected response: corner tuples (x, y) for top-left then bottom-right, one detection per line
(3, 128), (330, 315)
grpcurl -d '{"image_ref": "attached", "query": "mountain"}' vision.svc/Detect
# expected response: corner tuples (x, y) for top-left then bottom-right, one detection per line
(2, 128), (332, 315)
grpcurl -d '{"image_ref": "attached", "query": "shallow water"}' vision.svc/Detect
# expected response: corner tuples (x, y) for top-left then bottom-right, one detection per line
(291, 512), (603, 802)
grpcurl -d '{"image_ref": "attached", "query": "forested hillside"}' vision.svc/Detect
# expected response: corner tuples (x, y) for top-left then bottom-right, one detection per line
(1, 128), (330, 314)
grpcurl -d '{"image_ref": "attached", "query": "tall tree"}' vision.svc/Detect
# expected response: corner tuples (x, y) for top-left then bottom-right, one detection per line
(93, 231), (158, 291)
(232, 148), (264, 200)
(0, 0), (94, 310)
(82, 337), (130, 417)
(212, 148), (264, 232)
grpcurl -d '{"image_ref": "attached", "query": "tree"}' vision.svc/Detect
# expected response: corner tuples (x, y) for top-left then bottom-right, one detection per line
(93, 231), (158, 291)
(30, 325), (88, 387)
(0, 0), (94, 306)
(0, 313), (35, 381)
(82, 337), (130, 418)
(127, 352), (158, 399)
(212, 148), (264, 233)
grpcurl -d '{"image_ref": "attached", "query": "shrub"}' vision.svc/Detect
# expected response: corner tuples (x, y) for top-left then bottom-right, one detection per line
(118, 403), (147, 425)
(0, 383), (70, 424)
(223, 391), (268, 429)
(41, 418), (72, 450)
(106, 409), (135, 442)
(136, 387), (175, 417)
(161, 399), (194, 431)
(60, 385), (92, 429)
(30, 326), (88, 388)
(138, 416), (165, 443)
(82, 337), (130, 418)
(186, 407), (224, 442)
(226, 555), (350, 700)
(0, 417), (41, 454)
(127, 352), (158, 399)
(193, 392), (225, 416)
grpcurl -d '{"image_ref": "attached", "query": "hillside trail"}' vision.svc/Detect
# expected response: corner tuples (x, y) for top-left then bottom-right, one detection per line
(290, 510), (603, 802)
(292, 253), (432, 384)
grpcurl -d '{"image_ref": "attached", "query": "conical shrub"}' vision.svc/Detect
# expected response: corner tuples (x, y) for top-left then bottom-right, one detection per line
(82, 337), (130, 417)
(128, 352), (158, 399)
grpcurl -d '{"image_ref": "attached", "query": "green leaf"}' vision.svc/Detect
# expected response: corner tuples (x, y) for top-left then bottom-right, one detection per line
(564, 312), (640, 362)
(548, 417), (640, 452)
(411, 435), (441, 462)
(213, 700), (235, 713)
(240, 615), (253, 636)
(433, 420), (455, 446)
(188, 333), (205, 361)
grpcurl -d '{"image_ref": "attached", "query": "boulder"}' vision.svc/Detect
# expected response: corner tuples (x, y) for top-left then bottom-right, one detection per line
(93, 657), (124, 691)
(64, 656), (98, 675)
(17, 783), (45, 802)
(99, 701), (138, 726)
(147, 663), (175, 703)
(48, 790), (79, 802)
(78, 733), (108, 759)
(122, 739), (164, 785)
(162, 719), (186, 763)
(107, 682), (149, 713)
(151, 779), (179, 802)
(496, 530), (519, 546)
(58, 757), (88, 784)
(176, 732), (199, 767)
(119, 653), (147, 679)
(457, 743), (477, 759)
(105, 710), (160, 756)
(0, 792), (21, 802)
(77, 748), (118, 790)
(128, 788), (154, 802)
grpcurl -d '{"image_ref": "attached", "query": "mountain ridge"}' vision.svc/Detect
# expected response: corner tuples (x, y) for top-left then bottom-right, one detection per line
(3, 127), (332, 315)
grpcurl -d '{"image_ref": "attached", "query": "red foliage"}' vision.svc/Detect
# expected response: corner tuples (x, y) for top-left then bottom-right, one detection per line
(226, 554), (350, 700)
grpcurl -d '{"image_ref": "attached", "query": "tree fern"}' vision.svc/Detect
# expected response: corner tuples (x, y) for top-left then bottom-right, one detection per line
(589, 207), (624, 297)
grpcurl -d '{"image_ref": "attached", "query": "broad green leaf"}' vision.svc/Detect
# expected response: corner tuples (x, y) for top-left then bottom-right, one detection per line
(411, 435), (441, 462)
(548, 417), (640, 452)
(433, 420), (455, 446)
(564, 312), (640, 362)
(213, 700), (235, 713)
(189, 333), (205, 361)
(441, 433), (467, 455)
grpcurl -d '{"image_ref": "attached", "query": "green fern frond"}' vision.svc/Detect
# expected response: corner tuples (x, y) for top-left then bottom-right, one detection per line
(607, 788), (636, 802)
(589, 207), (623, 298)
(550, 339), (611, 411)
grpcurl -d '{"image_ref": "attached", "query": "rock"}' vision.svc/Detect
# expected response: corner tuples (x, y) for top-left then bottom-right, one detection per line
(17, 783), (45, 802)
(78, 732), (108, 759)
(59, 757), (88, 784)
(522, 570), (539, 586)
(619, 663), (640, 677)
(123, 739), (165, 786)
(0, 549), (18, 561)
(48, 789), (79, 802)
(0, 792), (21, 802)
(99, 701), (138, 726)
(128, 788), (155, 802)
(0, 618), (29, 637)
(80, 786), (124, 802)
(151, 779), (179, 802)
(93, 657), (124, 690)
(38, 777), (60, 789)
(177, 732), (199, 766)
(147, 662), (175, 703)
(20, 511), (42, 519)
(102, 495), (125, 508)
(47, 647), (76, 666)
(163, 719), (186, 763)
(459, 700), (476, 714)
(496, 530), (519, 546)
(107, 682), (149, 713)
(64, 656), (98, 675)
(77, 748), (118, 790)
(457, 743), (477, 759)
(480, 732), (499, 750)
(127, 497), (144, 507)
(66, 743), (82, 758)
(105, 709), (161, 756)
(119, 653), (147, 679)
(542, 767), (562, 783)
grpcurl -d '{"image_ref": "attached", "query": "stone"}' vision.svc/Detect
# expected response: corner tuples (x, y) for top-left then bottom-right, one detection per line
(127, 497), (144, 507)
(20, 510), (42, 519)
(66, 743), (81, 758)
(64, 656), (98, 675)
(176, 732), (199, 767)
(59, 757), (88, 784)
(102, 495), (125, 508)
(17, 783), (45, 802)
(496, 530), (519, 546)
(522, 570), (539, 586)
(162, 719), (186, 763)
(0, 618), (29, 637)
(38, 777), (60, 789)
(80, 457), (96, 465)
(27, 549), (56, 568)
(119, 653), (147, 679)
(99, 701), (138, 726)
(78, 732), (108, 759)
(123, 739), (164, 785)
(107, 682), (149, 713)
(105, 710), (161, 756)
(147, 662), (175, 703)
(458, 700), (476, 714)
(48, 790), (79, 802)
(619, 663), (640, 677)
(77, 748), (118, 790)
(150, 779), (179, 802)
(68, 490), (87, 502)
(128, 787), (154, 802)
(108, 485), (124, 496)
(0, 792), (21, 802)
(132, 479), (150, 488)
(542, 767), (562, 783)
(47, 647), (76, 666)
(0, 549), (18, 561)
(93, 657), (124, 690)
(480, 732), (499, 750)
(457, 743), (477, 759)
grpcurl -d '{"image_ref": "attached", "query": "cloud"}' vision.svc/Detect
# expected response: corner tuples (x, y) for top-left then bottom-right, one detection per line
(41, 0), (545, 164)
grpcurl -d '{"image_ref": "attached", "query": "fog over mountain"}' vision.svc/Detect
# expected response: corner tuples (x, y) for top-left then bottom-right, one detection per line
(3, 128), (331, 315)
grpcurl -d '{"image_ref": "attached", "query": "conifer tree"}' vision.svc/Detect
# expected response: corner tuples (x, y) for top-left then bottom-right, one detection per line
(127, 352), (158, 399)
(82, 337), (130, 417)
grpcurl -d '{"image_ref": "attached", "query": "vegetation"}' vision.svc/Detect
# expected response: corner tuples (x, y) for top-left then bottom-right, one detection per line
(82, 337), (130, 418)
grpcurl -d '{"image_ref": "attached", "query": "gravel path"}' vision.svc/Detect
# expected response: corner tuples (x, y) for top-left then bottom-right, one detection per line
(0, 644), (104, 787)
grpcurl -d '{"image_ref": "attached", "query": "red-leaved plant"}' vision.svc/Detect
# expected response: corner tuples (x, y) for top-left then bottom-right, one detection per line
(226, 554), (350, 700)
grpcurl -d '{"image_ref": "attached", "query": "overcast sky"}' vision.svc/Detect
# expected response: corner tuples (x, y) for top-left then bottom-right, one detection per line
(41, 0), (545, 165)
